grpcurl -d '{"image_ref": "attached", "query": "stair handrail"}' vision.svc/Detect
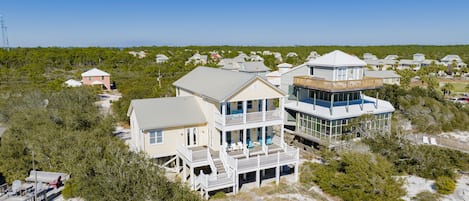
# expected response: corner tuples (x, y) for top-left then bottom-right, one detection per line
(206, 148), (217, 177)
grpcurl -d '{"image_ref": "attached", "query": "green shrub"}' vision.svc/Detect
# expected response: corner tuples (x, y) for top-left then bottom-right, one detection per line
(211, 191), (227, 199)
(412, 191), (441, 201)
(435, 176), (456, 195)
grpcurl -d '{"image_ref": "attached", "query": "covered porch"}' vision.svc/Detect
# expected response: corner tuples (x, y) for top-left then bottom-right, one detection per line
(214, 98), (284, 126)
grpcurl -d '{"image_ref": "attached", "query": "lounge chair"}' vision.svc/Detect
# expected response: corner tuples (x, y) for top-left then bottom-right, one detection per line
(247, 139), (254, 149)
(266, 136), (273, 145)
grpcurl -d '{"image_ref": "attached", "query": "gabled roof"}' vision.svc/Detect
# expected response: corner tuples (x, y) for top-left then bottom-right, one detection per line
(173, 66), (284, 102)
(81, 68), (110, 77)
(239, 62), (270, 72)
(307, 50), (366, 67)
(156, 54), (169, 59)
(64, 79), (82, 87)
(128, 96), (206, 130)
(277, 63), (293, 68)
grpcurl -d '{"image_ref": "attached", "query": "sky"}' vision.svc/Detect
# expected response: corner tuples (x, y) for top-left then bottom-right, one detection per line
(1, 0), (469, 47)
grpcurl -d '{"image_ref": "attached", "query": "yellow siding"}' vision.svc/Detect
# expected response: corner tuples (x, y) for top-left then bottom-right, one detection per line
(229, 79), (284, 102)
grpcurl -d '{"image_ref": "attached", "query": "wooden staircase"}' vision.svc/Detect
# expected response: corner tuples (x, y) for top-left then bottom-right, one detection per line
(213, 159), (226, 174)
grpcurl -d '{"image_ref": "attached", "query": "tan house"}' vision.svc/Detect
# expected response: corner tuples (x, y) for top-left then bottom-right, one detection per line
(128, 66), (299, 198)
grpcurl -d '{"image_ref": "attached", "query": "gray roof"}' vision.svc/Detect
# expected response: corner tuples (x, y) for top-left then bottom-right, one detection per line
(129, 96), (206, 130)
(173, 66), (284, 102)
(365, 70), (401, 78)
(239, 62), (271, 73)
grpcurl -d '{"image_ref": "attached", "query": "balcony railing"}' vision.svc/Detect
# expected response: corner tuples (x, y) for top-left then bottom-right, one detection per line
(294, 76), (383, 92)
(214, 109), (281, 126)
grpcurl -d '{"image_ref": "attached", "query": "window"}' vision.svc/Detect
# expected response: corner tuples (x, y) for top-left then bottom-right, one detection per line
(310, 67), (314, 75)
(237, 102), (243, 110)
(149, 130), (163, 144)
(337, 68), (346, 80)
(247, 100), (253, 109)
(88, 77), (92, 81)
(101, 76), (104, 80)
(193, 128), (197, 145)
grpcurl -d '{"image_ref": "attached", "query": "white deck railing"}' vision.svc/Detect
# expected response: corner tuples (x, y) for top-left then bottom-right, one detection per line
(176, 144), (193, 162)
(207, 148), (217, 176)
(214, 109), (281, 126)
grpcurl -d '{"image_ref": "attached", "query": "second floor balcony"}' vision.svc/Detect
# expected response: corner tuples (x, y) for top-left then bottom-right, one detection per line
(294, 76), (383, 92)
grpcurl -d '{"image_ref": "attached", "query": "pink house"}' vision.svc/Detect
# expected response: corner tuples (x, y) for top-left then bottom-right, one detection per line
(81, 68), (111, 90)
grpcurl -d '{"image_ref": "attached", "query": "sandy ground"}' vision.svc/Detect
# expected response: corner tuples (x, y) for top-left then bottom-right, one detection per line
(439, 131), (469, 143)
(95, 92), (121, 115)
(400, 175), (469, 201)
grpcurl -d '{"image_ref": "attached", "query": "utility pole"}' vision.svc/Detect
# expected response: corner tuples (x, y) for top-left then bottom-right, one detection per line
(0, 15), (9, 51)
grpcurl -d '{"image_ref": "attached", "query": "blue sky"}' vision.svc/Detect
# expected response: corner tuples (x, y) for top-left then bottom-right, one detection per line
(2, 0), (469, 47)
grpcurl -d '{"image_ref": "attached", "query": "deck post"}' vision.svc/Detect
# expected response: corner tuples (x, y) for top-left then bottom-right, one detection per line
(346, 93), (350, 113)
(313, 91), (316, 110)
(243, 100), (247, 123)
(276, 151), (280, 185)
(360, 91), (364, 111)
(257, 155), (261, 187)
(182, 160), (187, 182)
(176, 156), (180, 172)
(222, 102), (227, 125)
(243, 129), (247, 153)
(190, 165), (194, 190)
(262, 99), (266, 121)
(262, 169), (265, 177)
(330, 93), (334, 116)
(375, 92), (379, 109)
(205, 189), (209, 200)
(222, 130), (226, 149)
(280, 126), (285, 149)
(262, 126), (266, 149)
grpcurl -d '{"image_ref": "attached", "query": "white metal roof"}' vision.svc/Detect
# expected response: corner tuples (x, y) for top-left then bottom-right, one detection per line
(307, 50), (367, 67)
(129, 96), (207, 130)
(64, 79), (82, 87)
(277, 63), (293, 68)
(81, 68), (110, 77)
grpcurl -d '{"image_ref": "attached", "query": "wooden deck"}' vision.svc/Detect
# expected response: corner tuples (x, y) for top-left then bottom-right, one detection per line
(294, 76), (383, 92)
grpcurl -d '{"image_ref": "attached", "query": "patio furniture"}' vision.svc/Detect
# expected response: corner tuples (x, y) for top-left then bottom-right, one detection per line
(266, 136), (272, 145)
(247, 139), (254, 149)
(236, 142), (244, 150)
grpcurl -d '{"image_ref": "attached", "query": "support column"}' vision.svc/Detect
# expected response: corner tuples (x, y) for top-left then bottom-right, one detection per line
(243, 100), (247, 123)
(176, 156), (180, 172)
(190, 165), (194, 190)
(346, 93), (350, 113)
(182, 160), (187, 182)
(256, 155), (261, 187)
(276, 151), (280, 185)
(330, 93), (334, 116)
(295, 162), (299, 182)
(313, 92), (316, 110)
(243, 129), (247, 150)
(222, 102), (227, 126)
(281, 126), (285, 148)
(375, 92), (379, 109)
(262, 126), (266, 146)
(262, 99), (266, 121)
(360, 91), (364, 111)
(222, 130), (226, 148)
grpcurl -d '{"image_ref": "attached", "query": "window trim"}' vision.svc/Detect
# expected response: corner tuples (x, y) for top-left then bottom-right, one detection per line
(149, 130), (163, 145)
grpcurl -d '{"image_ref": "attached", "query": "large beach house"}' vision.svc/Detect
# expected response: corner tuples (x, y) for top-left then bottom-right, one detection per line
(279, 50), (395, 148)
(128, 67), (299, 198)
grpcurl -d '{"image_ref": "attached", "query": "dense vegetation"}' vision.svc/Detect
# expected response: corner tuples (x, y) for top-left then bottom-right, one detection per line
(365, 132), (469, 180)
(301, 152), (405, 201)
(0, 87), (200, 200)
(366, 85), (469, 133)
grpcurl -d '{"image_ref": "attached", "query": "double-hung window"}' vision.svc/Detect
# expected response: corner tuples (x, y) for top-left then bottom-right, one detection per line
(149, 130), (163, 144)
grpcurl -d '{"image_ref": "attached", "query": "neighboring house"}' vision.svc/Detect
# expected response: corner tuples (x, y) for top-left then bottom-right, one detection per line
(128, 67), (299, 198)
(273, 52), (283, 62)
(364, 70), (401, 85)
(129, 51), (147, 59)
(266, 63), (293, 87)
(186, 53), (208, 65)
(384, 55), (399, 60)
(81, 68), (111, 90)
(156, 54), (169, 64)
(286, 52), (298, 58)
(440, 55), (467, 68)
(64, 79), (82, 87)
(281, 50), (395, 148)
(249, 55), (264, 62)
(219, 56), (271, 75)
(363, 53), (378, 60)
(398, 53), (440, 70)
(365, 59), (397, 70)
(306, 51), (321, 61)
(210, 52), (222, 60)
(262, 50), (272, 55)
